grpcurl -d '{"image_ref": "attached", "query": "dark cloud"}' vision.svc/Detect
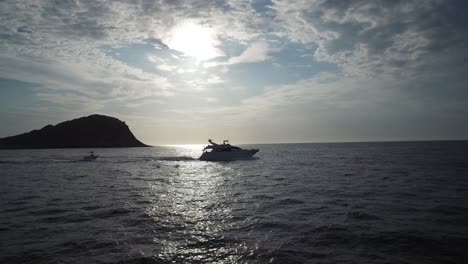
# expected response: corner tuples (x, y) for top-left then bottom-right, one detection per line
(39, 0), (111, 40)
(273, 0), (468, 79)
(17, 26), (32, 33)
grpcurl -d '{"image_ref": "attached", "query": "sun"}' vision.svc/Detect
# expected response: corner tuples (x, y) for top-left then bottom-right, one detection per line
(167, 21), (221, 62)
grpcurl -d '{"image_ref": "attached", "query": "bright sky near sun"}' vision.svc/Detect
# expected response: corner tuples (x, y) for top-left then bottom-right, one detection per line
(167, 21), (222, 62)
(0, 0), (467, 144)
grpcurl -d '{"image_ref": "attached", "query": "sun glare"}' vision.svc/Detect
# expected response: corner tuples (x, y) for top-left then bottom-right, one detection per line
(167, 21), (221, 62)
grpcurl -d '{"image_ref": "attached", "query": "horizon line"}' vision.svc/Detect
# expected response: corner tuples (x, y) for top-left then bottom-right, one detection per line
(159, 138), (468, 147)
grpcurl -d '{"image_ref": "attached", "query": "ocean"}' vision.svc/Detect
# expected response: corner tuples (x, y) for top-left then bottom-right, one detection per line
(1, 141), (467, 263)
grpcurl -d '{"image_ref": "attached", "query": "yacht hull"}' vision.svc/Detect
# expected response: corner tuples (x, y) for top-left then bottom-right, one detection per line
(199, 149), (258, 161)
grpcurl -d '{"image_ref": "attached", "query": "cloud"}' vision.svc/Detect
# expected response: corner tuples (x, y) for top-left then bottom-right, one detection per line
(228, 40), (272, 64)
(205, 97), (218, 103)
(204, 40), (277, 67)
(1, 0), (468, 142)
(271, 0), (468, 77)
(206, 74), (224, 84)
(157, 64), (177, 72)
(0, 52), (172, 109)
(169, 69), (468, 141)
(0, 0), (267, 108)
(2, 0), (466, 87)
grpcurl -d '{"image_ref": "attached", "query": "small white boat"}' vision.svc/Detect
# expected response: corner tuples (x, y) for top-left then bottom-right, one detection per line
(199, 139), (259, 161)
(83, 151), (99, 161)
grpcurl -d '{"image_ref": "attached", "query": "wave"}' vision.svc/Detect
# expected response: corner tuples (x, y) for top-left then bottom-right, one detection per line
(277, 198), (306, 205)
(347, 211), (380, 220)
(1, 158), (84, 164)
(0, 160), (29, 164)
(95, 155), (197, 163)
(0, 155), (198, 165)
(155, 156), (197, 161)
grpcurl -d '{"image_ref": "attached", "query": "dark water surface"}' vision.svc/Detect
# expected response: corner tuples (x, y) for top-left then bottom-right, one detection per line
(1, 141), (467, 263)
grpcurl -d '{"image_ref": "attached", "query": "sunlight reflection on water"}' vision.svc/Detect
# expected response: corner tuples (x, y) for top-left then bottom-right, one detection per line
(147, 158), (248, 262)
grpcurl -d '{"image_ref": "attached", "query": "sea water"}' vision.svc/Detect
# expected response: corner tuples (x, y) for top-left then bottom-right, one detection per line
(1, 141), (467, 263)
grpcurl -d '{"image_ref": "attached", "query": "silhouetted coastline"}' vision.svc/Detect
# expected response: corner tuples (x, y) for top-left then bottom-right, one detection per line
(0, 114), (149, 149)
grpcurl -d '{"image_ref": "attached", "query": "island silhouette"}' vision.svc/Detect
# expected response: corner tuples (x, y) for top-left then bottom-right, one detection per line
(0, 114), (148, 149)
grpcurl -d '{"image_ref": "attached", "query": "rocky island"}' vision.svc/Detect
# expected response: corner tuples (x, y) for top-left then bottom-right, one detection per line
(0, 114), (149, 149)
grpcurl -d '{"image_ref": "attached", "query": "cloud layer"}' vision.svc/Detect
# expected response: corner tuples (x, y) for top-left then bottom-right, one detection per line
(1, 0), (467, 142)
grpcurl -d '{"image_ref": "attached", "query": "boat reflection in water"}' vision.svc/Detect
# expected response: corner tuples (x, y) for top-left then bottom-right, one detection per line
(199, 139), (259, 161)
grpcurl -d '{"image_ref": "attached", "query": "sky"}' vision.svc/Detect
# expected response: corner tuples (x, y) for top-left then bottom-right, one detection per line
(1, 0), (467, 145)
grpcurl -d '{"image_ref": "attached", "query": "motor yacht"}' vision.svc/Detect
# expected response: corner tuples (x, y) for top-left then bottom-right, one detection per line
(199, 139), (259, 161)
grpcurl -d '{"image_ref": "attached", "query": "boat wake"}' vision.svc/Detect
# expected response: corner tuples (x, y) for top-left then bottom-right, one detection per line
(156, 156), (196, 161)
(0, 156), (198, 165)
